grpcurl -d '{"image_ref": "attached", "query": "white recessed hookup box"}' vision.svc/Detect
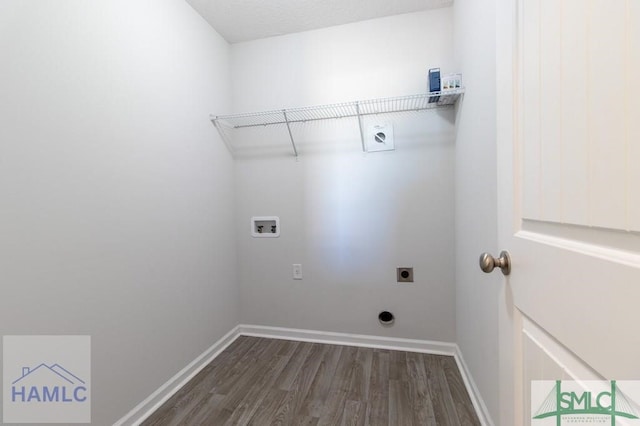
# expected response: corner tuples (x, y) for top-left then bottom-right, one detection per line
(366, 123), (394, 153)
(251, 216), (280, 238)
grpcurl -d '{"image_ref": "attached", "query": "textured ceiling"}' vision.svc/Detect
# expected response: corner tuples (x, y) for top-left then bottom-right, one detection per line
(186, 0), (453, 43)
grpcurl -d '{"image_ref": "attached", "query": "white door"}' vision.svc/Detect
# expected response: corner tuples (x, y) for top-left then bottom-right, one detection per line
(496, 0), (640, 425)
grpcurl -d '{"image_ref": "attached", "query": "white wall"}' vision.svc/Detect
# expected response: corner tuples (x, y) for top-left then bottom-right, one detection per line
(453, 0), (501, 423)
(230, 9), (457, 341)
(0, 1), (237, 424)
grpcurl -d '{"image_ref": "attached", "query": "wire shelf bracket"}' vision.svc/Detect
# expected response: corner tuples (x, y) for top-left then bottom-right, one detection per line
(282, 109), (298, 158)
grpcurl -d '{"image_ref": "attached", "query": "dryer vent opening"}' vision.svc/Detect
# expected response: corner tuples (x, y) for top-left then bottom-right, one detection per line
(378, 311), (395, 326)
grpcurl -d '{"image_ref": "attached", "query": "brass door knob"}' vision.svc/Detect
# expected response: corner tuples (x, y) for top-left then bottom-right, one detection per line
(479, 251), (511, 276)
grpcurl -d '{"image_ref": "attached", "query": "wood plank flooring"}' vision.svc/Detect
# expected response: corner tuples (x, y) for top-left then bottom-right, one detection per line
(142, 336), (481, 426)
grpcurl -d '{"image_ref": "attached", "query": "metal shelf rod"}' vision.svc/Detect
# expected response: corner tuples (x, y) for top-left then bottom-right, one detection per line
(355, 102), (366, 152)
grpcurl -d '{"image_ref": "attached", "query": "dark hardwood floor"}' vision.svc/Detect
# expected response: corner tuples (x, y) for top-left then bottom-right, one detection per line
(142, 336), (481, 425)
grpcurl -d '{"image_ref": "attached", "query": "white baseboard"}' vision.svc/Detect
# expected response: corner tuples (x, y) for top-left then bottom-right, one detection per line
(114, 324), (492, 426)
(237, 324), (457, 356)
(113, 325), (241, 426)
(453, 345), (494, 426)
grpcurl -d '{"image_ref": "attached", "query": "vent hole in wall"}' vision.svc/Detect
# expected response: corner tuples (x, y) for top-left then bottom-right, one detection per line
(378, 311), (395, 326)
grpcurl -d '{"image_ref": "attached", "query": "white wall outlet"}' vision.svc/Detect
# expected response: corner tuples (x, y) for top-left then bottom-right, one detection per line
(292, 264), (303, 280)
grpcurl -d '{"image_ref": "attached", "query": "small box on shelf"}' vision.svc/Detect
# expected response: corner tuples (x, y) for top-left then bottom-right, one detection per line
(428, 68), (441, 93)
(442, 73), (463, 92)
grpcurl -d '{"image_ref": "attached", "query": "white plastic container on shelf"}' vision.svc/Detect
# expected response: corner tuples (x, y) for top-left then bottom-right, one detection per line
(442, 73), (463, 91)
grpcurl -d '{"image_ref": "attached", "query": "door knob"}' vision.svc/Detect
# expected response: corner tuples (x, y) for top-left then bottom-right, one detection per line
(479, 251), (511, 276)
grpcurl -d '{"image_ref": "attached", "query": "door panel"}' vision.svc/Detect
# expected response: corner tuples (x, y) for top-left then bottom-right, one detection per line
(498, 0), (640, 424)
(559, 0), (588, 225)
(521, 0), (541, 220)
(587, 0), (627, 229)
(511, 235), (640, 378)
(522, 316), (604, 424)
(520, 0), (637, 231)
(631, 0), (640, 231)
(538, 0), (562, 222)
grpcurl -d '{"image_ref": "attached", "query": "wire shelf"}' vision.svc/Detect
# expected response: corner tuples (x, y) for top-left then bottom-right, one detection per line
(210, 89), (464, 157)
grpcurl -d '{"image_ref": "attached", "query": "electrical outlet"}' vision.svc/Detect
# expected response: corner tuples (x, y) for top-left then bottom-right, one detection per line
(293, 264), (303, 280)
(397, 267), (413, 283)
